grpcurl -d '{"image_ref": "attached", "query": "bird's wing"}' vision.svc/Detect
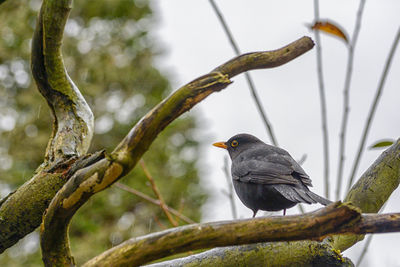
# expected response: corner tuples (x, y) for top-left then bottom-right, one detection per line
(232, 148), (313, 187)
(232, 161), (299, 185)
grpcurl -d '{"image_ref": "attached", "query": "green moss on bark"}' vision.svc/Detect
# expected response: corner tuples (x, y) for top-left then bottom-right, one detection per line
(147, 242), (353, 267)
(0, 172), (65, 252)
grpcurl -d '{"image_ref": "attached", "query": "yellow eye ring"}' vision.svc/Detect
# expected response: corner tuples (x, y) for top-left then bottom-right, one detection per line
(231, 140), (239, 147)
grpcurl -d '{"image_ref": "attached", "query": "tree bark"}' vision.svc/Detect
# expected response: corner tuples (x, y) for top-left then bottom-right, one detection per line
(331, 138), (400, 251)
(83, 202), (359, 266)
(83, 203), (400, 267)
(0, 0), (94, 253)
(146, 242), (354, 267)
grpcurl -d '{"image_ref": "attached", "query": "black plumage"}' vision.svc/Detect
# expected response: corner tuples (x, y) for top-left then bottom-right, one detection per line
(213, 133), (331, 217)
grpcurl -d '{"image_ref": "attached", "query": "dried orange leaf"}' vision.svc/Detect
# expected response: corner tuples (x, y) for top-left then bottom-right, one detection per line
(311, 21), (349, 43)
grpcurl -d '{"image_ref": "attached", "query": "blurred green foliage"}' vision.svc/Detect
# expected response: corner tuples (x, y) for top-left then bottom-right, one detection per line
(0, 0), (207, 265)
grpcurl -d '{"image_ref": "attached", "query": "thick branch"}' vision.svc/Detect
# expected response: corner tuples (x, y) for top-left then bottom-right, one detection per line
(82, 202), (360, 266)
(0, 151), (104, 253)
(0, 0), (94, 254)
(339, 213), (400, 235)
(331, 139), (400, 251)
(112, 36), (314, 170)
(0, 172), (65, 253)
(31, 0), (93, 162)
(38, 36), (314, 265)
(145, 242), (353, 267)
(84, 203), (400, 267)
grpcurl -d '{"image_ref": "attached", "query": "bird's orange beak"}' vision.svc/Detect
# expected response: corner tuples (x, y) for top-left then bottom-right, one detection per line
(213, 142), (227, 149)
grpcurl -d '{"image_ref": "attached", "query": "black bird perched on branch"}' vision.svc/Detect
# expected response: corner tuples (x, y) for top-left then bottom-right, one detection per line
(213, 133), (331, 217)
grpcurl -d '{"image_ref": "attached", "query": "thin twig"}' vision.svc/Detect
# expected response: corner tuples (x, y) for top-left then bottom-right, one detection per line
(356, 235), (373, 266)
(347, 26), (400, 191)
(208, 0), (278, 146)
(336, 0), (366, 200)
(313, 0), (330, 199)
(153, 215), (167, 230)
(297, 154), (307, 214)
(297, 204), (305, 214)
(114, 182), (196, 225)
(174, 199), (186, 224)
(139, 159), (178, 227)
(223, 156), (237, 219)
(297, 154), (307, 166)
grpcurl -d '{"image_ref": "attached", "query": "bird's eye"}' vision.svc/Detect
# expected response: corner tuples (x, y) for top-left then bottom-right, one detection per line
(231, 140), (239, 147)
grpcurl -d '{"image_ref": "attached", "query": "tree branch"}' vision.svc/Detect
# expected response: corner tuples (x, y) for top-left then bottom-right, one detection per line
(38, 36), (315, 266)
(0, 0), (94, 253)
(331, 138), (400, 251)
(114, 182), (196, 224)
(0, 152), (105, 253)
(31, 0), (93, 163)
(313, 0), (330, 199)
(145, 241), (354, 267)
(84, 202), (400, 267)
(223, 155), (237, 219)
(209, 0), (278, 146)
(335, 0), (366, 200)
(346, 26), (400, 191)
(140, 159), (178, 227)
(84, 202), (361, 267)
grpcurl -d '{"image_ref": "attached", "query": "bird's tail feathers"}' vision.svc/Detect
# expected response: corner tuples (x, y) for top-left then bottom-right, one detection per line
(306, 191), (332, 206)
(274, 185), (332, 206)
(274, 185), (314, 204)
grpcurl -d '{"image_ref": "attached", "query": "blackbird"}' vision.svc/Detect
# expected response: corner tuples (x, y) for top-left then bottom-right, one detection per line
(213, 133), (331, 217)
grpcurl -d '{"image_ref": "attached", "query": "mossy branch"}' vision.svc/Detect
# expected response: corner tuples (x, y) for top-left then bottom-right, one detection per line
(146, 242), (351, 267)
(31, 0), (93, 162)
(39, 36), (315, 266)
(83, 202), (400, 267)
(112, 36), (314, 170)
(0, 172), (66, 253)
(0, 0), (95, 254)
(331, 138), (400, 251)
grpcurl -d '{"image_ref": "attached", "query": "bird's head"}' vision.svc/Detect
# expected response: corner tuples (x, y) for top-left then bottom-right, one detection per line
(213, 133), (264, 159)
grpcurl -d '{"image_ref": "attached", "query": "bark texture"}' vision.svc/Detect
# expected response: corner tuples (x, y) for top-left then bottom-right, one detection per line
(146, 242), (353, 267)
(83, 202), (360, 266)
(331, 138), (400, 251)
(0, 0), (94, 253)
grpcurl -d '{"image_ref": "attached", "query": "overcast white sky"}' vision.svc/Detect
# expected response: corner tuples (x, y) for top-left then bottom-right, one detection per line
(153, 1), (400, 266)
